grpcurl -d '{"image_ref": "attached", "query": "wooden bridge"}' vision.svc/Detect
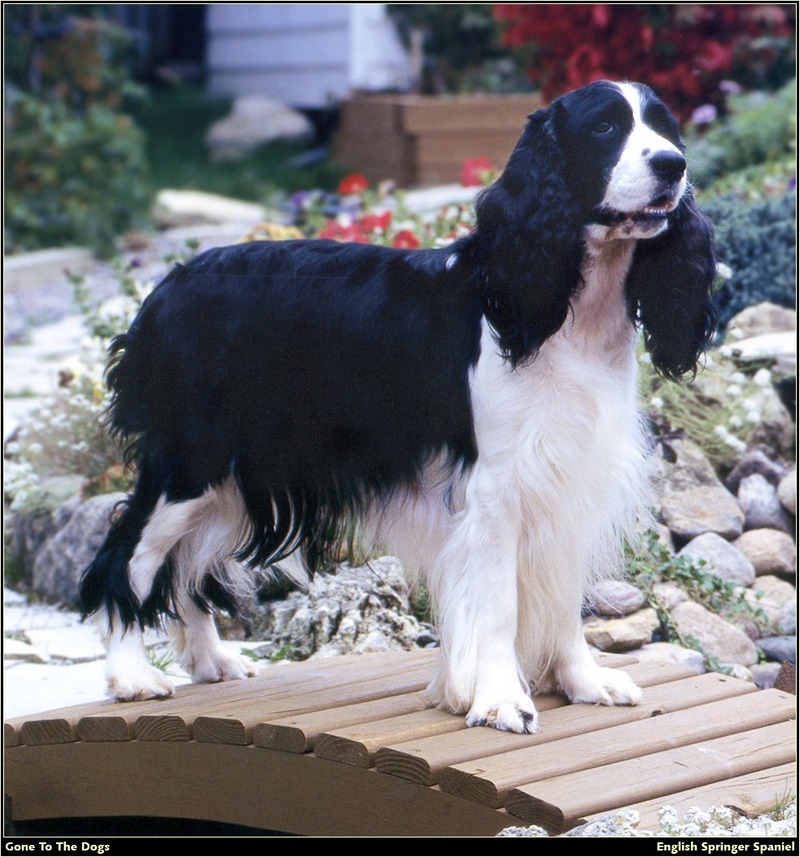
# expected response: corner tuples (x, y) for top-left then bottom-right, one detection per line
(4, 650), (796, 837)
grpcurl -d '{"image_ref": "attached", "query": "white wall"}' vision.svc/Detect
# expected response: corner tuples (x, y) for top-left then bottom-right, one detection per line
(206, 3), (410, 107)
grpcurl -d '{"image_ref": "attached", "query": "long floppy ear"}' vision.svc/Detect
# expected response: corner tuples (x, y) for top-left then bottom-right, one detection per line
(626, 189), (717, 381)
(467, 107), (586, 367)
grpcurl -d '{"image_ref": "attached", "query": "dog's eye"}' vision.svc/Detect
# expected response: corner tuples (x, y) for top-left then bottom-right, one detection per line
(592, 120), (614, 135)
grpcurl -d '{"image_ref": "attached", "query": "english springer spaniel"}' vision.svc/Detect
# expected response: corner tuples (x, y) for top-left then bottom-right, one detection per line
(81, 81), (716, 733)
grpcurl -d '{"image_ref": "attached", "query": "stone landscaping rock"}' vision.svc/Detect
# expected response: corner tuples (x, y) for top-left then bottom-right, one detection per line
(670, 601), (759, 666)
(757, 636), (796, 665)
(733, 529), (796, 577)
(151, 189), (268, 229)
(588, 579), (647, 616)
(657, 438), (723, 493)
(726, 302), (797, 339)
(582, 608), (659, 652)
(247, 557), (421, 660)
(660, 485), (745, 541)
(744, 575), (797, 635)
(725, 449), (789, 492)
(737, 473), (794, 533)
(677, 532), (756, 587)
(31, 493), (124, 607)
(632, 641), (705, 674)
(777, 468), (797, 516)
(206, 95), (314, 160)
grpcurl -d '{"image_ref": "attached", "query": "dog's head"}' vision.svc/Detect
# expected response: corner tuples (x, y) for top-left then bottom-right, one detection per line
(471, 80), (716, 377)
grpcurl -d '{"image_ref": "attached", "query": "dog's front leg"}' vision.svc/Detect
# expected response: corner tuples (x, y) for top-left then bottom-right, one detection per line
(427, 469), (537, 734)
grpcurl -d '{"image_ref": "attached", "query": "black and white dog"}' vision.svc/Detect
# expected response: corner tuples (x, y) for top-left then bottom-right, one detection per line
(81, 81), (716, 733)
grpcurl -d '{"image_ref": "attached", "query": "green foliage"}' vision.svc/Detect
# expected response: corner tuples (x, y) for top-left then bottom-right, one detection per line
(687, 80), (796, 189)
(703, 192), (796, 333)
(4, 9), (150, 255)
(135, 88), (346, 203)
(628, 532), (768, 671)
(387, 4), (527, 93)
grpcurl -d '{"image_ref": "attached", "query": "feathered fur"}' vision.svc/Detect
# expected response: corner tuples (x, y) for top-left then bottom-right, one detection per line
(81, 81), (715, 731)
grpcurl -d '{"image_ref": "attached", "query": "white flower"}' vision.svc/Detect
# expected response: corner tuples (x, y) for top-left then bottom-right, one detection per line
(728, 415), (743, 428)
(730, 371), (747, 384)
(650, 396), (664, 409)
(746, 410), (761, 423)
(726, 384), (742, 396)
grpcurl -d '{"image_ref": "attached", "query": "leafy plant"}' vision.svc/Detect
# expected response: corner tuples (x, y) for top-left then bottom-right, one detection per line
(4, 8), (150, 255)
(495, 4), (795, 120)
(627, 531), (768, 670)
(687, 79), (797, 189)
(703, 192), (796, 334)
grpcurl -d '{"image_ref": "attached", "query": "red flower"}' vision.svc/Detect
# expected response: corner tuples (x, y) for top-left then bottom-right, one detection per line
(360, 210), (393, 233)
(461, 156), (496, 188)
(392, 230), (421, 250)
(338, 173), (369, 195)
(319, 219), (370, 243)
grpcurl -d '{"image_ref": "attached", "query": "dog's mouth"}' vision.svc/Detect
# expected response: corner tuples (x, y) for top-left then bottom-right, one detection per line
(590, 194), (678, 228)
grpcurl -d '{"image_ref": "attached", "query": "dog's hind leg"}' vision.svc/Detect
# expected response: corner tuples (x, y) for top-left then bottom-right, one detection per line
(168, 587), (257, 685)
(81, 462), (218, 700)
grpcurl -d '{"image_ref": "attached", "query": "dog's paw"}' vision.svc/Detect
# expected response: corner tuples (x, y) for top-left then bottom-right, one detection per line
(466, 695), (539, 734)
(186, 647), (258, 685)
(560, 664), (641, 707)
(106, 663), (175, 702)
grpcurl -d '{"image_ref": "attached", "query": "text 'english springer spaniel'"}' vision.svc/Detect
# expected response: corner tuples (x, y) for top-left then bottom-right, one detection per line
(81, 81), (716, 733)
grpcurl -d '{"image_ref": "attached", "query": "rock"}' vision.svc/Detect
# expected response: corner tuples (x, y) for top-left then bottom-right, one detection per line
(206, 95), (314, 160)
(248, 557), (421, 659)
(588, 579), (647, 616)
(725, 450), (789, 492)
(750, 660), (783, 690)
(152, 189), (267, 229)
(758, 636), (796, 664)
(7, 494), (81, 583)
(582, 608), (659, 652)
(661, 485), (745, 541)
(657, 438), (723, 493)
(670, 600), (758, 666)
(30, 493), (124, 606)
(677, 532), (756, 587)
(738, 473), (794, 533)
(725, 330), (797, 369)
(733, 529), (796, 577)
(777, 468), (797, 516)
(726, 302), (796, 339)
(652, 581), (690, 610)
(744, 575), (797, 636)
(744, 389), (796, 461)
(632, 641), (705, 674)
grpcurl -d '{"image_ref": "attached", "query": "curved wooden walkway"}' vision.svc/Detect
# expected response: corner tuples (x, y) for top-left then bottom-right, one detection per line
(4, 650), (796, 836)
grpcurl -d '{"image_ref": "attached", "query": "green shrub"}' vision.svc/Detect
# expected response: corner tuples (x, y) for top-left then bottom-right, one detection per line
(5, 94), (150, 255)
(687, 80), (796, 189)
(4, 9), (150, 255)
(703, 192), (796, 333)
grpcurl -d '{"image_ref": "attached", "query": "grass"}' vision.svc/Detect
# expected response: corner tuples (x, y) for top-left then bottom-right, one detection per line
(134, 87), (347, 203)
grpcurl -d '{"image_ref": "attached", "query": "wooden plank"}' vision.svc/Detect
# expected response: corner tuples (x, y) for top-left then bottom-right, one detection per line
(440, 688), (796, 807)
(190, 652), (435, 745)
(505, 720), (796, 834)
(77, 715), (132, 742)
(3, 741), (513, 837)
(375, 663), (722, 785)
(5, 650), (437, 746)
(592, 762), (798, 833)
(315, 708), (466, 767)
(254, 690), (431, 753)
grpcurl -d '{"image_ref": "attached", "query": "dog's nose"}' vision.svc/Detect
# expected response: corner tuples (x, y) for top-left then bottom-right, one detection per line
(650, 150), (686, 182)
